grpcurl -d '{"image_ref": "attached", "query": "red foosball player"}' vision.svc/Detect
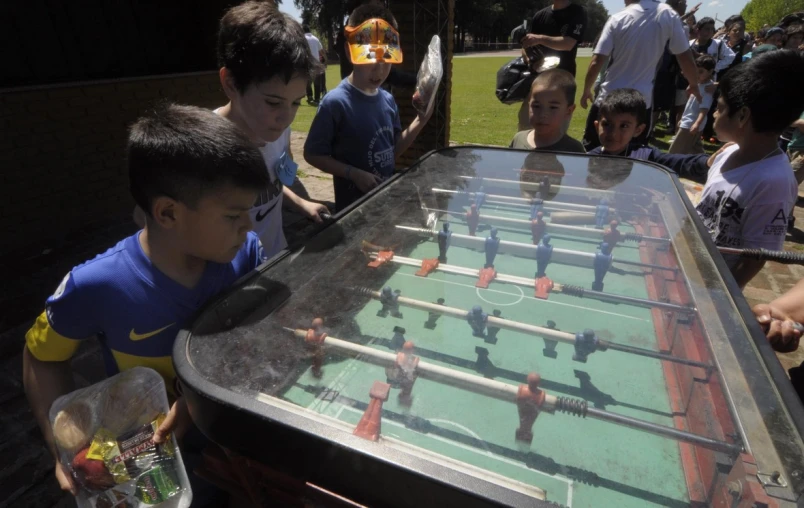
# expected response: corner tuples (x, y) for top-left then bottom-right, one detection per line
(534, 276), (554, 300)
(531, 212), (546, 245)
(515, 373), (546, 444)
(368, 249), (394, 268)
(603, 220), (622, 248)
(416, 258), (439, 277)
(305, 318), (327, 378)
(354, 381), (391, 441)
(466, 204), (480, 236)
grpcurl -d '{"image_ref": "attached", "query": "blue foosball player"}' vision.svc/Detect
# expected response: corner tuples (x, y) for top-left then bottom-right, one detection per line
(539, 177), (551, 197)
(475, 186), (486, 209)
(535, 234), (553, 278)
(484, 228), (500, 268)
(529, 198), (544, 220)
(486, 309), (502, 343)
(467, 305), (488, 337)
(379, 286), (402, 318)
(595, 198), (609, 228)
(390, 326), (406, 350)
(593, 242), (613, 291)
(437, 223), (452, 262)
(573, 329), (599, 362)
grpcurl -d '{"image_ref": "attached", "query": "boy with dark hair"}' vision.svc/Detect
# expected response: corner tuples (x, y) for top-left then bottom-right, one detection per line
(304, 3), (434, 211)
(23, 104), (269, 498)
(669, 54), (716, 154)
(216, 1), (328, 255)
(587, 88), (709, 178)
(691, 17), (735, 77)
(696, 50), (804, 287)
(510, 69), (585, 152)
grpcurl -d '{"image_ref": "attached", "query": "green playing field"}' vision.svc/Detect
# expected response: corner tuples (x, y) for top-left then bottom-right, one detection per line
(282, 182), (691, 507)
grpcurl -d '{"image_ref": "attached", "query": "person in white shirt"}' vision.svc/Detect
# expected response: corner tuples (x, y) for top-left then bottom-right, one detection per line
(579, 0), (700, 151)
(694, 50), (804, 288)
(669, 54), (715, 154)
(304, 24), (326, 104)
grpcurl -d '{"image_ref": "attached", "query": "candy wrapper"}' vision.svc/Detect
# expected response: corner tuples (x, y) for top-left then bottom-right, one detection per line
(412, 35), (443, 116)
(49, 367), (192, 508)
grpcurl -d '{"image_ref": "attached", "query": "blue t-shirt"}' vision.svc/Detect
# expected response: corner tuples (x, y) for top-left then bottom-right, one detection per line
(304, 78), (402, 210)
(25, 232), (265, 393)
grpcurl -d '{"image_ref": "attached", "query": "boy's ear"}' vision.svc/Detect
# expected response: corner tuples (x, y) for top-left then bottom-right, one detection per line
(567, 104), (576, 116)
(594, 120), (600, 131)
(219, 67), (239, 100)
(737, 106), (752, 128)
(633, 123), (647, 139)
(151, 197), (179, 230)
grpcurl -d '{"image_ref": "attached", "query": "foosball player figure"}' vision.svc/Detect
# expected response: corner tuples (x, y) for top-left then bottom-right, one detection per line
(474, 186), (486, 209)
(515, 373), (546, 443)
(535, 234), (553, 278)
(466, 204), (480, 236)
(595, 198), (610, 228)
(602, 220), (622, 248)
(305, 318), (327, 378)
(592, 242), (613, 291)
(573, 329), (605, 362)
(354, 381), (391, 441)
(538, 177), (551, 198)
(484, 228), (500, 268)
(531, 211), (547, 245)
(486, 309), (502, 344)
(542, 320), (558, 358)
(437, 222), (452, 262)
(529, 197), (543, 220)
(467, 305), (488, 337)
(379, 286), (402, 318)
(396, 341), (419, 406)
(424, 298), (445, 329)
(390, 326), (406, 350)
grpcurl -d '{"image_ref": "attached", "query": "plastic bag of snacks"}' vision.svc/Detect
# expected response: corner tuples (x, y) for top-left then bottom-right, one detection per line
(412, 35), (443, 116)
(49, 367), (192, 508)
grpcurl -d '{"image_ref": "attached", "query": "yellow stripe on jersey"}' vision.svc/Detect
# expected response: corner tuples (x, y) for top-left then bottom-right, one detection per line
(25, 311), (82, 362)
(111, 350), (177, 396)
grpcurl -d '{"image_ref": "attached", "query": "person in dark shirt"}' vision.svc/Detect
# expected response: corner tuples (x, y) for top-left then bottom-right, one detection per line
(518, 0), (586, 130)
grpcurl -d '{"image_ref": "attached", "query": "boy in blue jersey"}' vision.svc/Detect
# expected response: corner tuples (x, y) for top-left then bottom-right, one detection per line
(587, 88), (710, 179)
(303, 3), (434, 211)
(23, 104), (269, 498)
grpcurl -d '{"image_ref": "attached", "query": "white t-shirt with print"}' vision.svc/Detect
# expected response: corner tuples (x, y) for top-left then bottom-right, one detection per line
(213, 108), (288, 259)
(680, 81), (714, 130)
(696, 145), (796, 266)
(595, 0), (689, 108)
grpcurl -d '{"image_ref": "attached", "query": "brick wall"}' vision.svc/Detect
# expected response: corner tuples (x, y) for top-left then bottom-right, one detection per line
(0, 72), (227, 260)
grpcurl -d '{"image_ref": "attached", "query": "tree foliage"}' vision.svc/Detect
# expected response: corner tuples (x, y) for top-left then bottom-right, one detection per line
(741, 0), (804, 32)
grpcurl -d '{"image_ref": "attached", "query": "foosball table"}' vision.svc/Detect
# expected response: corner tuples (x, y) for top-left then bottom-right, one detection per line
(175, 147), (804, 507)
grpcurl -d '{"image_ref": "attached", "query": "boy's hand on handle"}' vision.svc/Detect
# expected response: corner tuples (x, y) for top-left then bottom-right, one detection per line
(580, 89), (594, 109)
(56, 459), (77, 495)
(153, 397), (191, 445)
(753, 303), (803, 353)
(351, 170), (382, 194)
(300, 200), (328, 223)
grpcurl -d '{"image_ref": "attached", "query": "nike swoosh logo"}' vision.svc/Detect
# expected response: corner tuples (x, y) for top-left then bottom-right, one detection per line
(255, 201), (279, 222)
(129, 323), (174, 341)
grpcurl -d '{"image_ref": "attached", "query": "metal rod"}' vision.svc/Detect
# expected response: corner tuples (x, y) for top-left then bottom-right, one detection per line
(284, 327), (738, 455)
(356, 288), (712, 370)
(583, 406), (742, 455)
(458, 175), (650, 200)
(427, 206), (669, 244)
(378, 253), (694, 314)
(395, 225), (678, 273)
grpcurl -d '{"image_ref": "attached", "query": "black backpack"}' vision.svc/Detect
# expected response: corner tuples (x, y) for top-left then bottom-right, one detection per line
(496, 56), (534, 104)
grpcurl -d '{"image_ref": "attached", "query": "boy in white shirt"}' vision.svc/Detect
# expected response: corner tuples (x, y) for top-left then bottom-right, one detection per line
(669, 54), (715, 154)
(695, 50), (804, 288)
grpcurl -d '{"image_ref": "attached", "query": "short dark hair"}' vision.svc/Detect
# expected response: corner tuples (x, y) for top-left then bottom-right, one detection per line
(347, 4), (398, 29)
(696, 17), (715, 30)
(128, 104), (270, 215)
(724, 15), (745, 30)
(217, 1), (323, 93)
(531, 69), (577, 105)
(303, 23), (310, 32)
(719, 50), (804, 134)
(696, 54), (716, 71)
(598, 89), (646, 124)
(786, 23), (804, 37)
(665, 0), (685, 16)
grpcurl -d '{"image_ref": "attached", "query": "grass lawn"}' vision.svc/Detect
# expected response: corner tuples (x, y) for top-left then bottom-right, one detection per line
(292, 58), (714, 152)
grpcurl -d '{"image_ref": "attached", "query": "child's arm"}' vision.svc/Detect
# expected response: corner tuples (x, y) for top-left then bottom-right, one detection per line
(689, 108), (709, 134)
(753, 277), (804, 351)
(580, 54), (609, 108)
(304, 154), (381, 194)
(651, 150), (710, 179)
(395, 101), (435, 158)
(282, 186), (327, 223)
(22, 348), (77, 494)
